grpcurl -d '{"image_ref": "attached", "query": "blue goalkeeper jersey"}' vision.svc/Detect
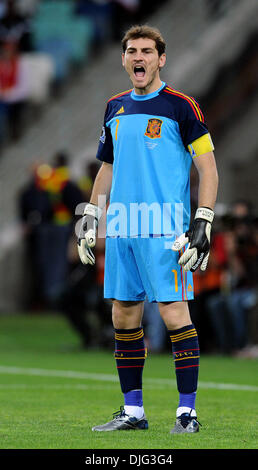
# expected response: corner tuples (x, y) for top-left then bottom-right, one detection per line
(96, 82), (210, 238)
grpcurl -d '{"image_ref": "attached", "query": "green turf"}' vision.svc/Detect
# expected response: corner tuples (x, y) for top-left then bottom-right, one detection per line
(0, 313), (257, 449)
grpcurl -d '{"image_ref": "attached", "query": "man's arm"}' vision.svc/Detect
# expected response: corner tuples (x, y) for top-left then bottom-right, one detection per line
(193, 151), (218, 209)
(77, 162), (113, 265)
(172, 150), (219, 272)
(89, 162), (113, 208)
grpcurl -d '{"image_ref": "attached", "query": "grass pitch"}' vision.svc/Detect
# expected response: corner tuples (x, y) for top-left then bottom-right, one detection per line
(0, 313), (257, 449)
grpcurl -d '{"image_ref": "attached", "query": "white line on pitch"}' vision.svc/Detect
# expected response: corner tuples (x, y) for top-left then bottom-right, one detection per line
(0, 383), (114, 390)
(0, 365), (257, 392)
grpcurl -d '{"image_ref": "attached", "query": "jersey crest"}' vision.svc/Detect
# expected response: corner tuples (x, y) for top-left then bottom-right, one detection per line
(145, 118), (163, 139)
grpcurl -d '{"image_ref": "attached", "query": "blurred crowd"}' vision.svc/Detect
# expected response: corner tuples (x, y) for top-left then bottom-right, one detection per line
(18, 154), (258, 357)
(0, 0), (36, 142)
(190, 200), (258, 358)
(0, 0), (167, 147)
(18, 151), (113, 349)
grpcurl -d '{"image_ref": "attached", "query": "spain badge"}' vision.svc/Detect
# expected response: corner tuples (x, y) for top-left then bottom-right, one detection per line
(144, 118), (163, 139)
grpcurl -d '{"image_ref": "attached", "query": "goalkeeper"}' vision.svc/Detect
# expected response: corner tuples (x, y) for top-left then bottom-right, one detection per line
(77, 25), (218, 434)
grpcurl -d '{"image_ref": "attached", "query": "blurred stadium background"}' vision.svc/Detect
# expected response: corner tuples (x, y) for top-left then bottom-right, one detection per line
(0, 0), (257, 359)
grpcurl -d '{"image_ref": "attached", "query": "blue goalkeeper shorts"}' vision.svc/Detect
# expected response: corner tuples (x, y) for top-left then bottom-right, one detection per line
(104, 236), (194, 303)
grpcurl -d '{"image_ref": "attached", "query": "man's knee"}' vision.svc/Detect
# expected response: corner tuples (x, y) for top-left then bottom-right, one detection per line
(158, 301), (191, 330)
(112, 300), (144, 329)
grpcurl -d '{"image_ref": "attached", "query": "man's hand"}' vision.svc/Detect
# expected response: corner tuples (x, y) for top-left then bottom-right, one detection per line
(77, 203), (102, 265)
(172, 207), (214, 272)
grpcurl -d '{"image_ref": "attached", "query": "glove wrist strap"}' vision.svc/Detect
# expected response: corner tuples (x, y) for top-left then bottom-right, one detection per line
(195, 207), (214, 224)
(83, 203), (102, 221)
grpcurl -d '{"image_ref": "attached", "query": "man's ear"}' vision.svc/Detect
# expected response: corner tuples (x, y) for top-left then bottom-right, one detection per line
(122, 53), (125, 67)
(159, 53), (166, 70)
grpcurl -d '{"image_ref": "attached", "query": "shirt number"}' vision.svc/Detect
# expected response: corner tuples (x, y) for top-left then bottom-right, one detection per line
(172, 269), (178, 292)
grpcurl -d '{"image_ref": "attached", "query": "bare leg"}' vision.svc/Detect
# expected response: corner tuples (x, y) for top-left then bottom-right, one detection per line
(112, 300), (144, 329)
(158, 301), (191, 329)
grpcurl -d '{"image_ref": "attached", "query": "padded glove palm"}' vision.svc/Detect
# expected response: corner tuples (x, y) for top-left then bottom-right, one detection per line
(172, 207), (214, 272)
(77, 203), (102, 265)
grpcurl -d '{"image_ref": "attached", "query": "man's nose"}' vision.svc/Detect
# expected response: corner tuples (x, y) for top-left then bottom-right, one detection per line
(134, 51), (144, 61)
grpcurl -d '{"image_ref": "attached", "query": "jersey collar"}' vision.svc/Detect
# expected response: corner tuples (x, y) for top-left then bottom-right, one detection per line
(130, 81), (166, 101)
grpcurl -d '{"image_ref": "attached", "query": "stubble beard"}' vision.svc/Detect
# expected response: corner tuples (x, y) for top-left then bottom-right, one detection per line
(133, 71), (157, 95)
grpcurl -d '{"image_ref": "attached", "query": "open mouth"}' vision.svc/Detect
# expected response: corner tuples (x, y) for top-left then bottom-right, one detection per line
(134, 65), (145, 79)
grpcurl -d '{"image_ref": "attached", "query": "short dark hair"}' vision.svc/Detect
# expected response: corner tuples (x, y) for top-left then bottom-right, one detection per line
(122, 25), (166, 57)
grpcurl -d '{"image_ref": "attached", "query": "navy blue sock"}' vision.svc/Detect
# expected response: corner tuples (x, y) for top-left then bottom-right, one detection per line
(169, 324), (200, 396)
(114, 327), (147, 395)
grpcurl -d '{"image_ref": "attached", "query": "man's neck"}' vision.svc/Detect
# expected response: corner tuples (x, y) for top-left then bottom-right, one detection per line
(134, 78), (163, 96)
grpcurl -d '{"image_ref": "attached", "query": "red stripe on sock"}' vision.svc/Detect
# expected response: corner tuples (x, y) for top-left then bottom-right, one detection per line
(115, 349), (146, 352)
(175, 365), (199, 370)
(117, 366), (144, 369)
(173, 348), (200, 353)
